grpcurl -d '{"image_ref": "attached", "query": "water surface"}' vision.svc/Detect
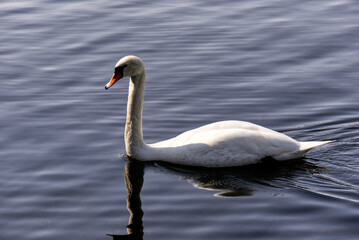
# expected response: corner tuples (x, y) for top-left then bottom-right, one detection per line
(1, 0), (358, 239)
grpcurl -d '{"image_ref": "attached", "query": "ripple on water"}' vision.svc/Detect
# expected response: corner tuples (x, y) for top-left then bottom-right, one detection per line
(0, 0), (359, 239)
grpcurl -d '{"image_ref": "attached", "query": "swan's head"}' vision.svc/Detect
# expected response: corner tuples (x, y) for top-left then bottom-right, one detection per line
(105, 55), (144, 90)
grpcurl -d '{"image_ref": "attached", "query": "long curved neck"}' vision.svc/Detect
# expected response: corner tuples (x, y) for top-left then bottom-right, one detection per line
(125, 72), (146, 157)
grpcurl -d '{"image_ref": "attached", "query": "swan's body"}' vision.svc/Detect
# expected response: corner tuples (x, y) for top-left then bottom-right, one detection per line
(105, 55), (331, 167)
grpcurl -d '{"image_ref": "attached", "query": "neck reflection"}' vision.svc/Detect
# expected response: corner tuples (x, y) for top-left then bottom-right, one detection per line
(108, 158), (145, 240)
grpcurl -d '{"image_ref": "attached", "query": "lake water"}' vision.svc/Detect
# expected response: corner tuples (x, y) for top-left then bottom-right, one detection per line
(1, 0), (359, 239)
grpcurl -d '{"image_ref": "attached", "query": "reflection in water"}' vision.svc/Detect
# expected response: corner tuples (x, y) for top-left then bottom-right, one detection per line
(154, 158), (325, 197)
(107, 157), (324, 238)
(107, 158), (145, 240)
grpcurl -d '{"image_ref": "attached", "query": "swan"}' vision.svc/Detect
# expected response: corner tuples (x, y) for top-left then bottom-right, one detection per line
(105, 55), (331, 167)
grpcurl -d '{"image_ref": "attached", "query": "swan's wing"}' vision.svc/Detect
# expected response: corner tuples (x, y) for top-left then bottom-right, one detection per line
(187, 120), (279, 134)
(156, 128), (299, 152)
(149, 126), (300, 167)
(152, 120), (290, 147)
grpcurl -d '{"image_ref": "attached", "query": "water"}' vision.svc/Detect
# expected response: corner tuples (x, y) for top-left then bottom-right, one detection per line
(1, 0), (358, 239)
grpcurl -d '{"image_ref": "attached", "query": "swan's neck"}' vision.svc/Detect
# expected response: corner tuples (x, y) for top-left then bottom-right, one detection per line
(125, 72), (146, 157)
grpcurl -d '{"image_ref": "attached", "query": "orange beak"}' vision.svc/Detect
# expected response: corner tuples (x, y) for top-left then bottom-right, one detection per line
(105, 72), (123, 90)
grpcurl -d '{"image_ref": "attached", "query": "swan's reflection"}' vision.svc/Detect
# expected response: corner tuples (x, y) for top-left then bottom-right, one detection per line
(154, 157), (324, 197)
(107, 158), (145, 240)
(107, 157), (324, 238)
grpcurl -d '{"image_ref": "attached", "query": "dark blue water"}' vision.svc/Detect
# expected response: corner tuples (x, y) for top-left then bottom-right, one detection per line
(1, 0), (359, 239)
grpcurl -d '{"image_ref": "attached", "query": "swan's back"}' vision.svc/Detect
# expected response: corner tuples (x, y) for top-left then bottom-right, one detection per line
(145, 121), (303, 167)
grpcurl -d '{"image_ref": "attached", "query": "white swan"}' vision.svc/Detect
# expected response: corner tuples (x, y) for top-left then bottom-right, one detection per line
(105, 55), (331, 167)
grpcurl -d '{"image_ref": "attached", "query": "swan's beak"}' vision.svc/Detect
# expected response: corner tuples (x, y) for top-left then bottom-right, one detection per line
(105, 72), (123, 90)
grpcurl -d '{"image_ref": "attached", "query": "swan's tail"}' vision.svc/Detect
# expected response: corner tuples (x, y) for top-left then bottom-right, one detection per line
(273, 140), (333, 161)
(299, 140), (334, 153)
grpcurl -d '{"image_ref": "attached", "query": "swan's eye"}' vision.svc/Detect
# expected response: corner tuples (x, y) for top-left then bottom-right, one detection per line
(114, 64), (127, 74)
